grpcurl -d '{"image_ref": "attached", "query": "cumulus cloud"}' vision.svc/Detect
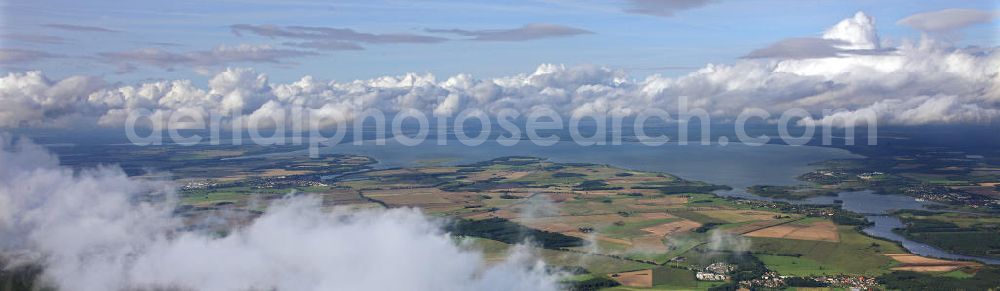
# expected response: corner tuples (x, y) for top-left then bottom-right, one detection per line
(746, 12), (893, 59)
(623, 0), (714, 17)
(42, 23), (118, 33)
(0, 71), (104, 127)
(0, 137), (563, 291)
(822, 11), (880, 50)
(800, 95), (1000, 127)
(897, 8), (999, 34)
(1, 12), (998, 128)
(426, 24), (593, 41)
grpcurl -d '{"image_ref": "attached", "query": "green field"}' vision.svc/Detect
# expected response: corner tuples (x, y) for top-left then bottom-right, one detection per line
(602, 281), (729, 291)
(651, 267), (697, 288)
(749, 226), (905, 276)
(757, 254), (833, 276)
(469, 238), (655, 275)
(895, 211), (1000, 259)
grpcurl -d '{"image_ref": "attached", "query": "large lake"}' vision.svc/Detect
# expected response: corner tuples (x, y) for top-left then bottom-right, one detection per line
(319, 139), (859, 196)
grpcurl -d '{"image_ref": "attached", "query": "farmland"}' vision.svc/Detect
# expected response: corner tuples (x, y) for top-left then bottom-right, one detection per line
(40, 142), (999, 290)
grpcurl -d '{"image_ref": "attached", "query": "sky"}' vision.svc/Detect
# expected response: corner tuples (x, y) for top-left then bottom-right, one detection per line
(0, 0), (998, 130)
(1, 0), (997, 83)
(2, 3), (999, 290)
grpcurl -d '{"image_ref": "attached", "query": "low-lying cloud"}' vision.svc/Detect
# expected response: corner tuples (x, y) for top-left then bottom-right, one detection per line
(1, 11), (998, 129)
(706, 229), (750, 253)
(0, 137), (563, 291)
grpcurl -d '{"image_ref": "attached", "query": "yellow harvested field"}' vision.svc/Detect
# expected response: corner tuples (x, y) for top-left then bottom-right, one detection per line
(695, 209), (779, 223)
(627, 196), (689, 210)
(630, 235), (669, 252)
(595, 235), (633, 247)
(260, 168), (311, 177)
(892, 265), (966, 272)
(610, 269), (653, 288)
(885, 254), (977, 265)
(725, 219), (787, 234)
(640, 219), (702, 237)
(744, 220), (839, 242)
(885, 254), (980, 272)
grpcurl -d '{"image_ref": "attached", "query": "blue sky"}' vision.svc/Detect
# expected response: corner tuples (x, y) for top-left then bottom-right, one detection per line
(1, 0), (997, 83)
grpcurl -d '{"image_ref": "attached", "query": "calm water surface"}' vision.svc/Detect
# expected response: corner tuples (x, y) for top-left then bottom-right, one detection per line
(321, 140), (858, 196)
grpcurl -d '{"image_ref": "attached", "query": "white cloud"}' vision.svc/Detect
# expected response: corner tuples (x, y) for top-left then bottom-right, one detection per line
(800, 95), (1000, 127)
(0, 137), (562, 291)
(1, 12), (998, 128)
(822, 11), (880, 50)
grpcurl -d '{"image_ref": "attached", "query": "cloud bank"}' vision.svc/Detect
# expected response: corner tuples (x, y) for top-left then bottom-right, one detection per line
(0, 137), (562, 291)
(1, 12), (998, 128)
